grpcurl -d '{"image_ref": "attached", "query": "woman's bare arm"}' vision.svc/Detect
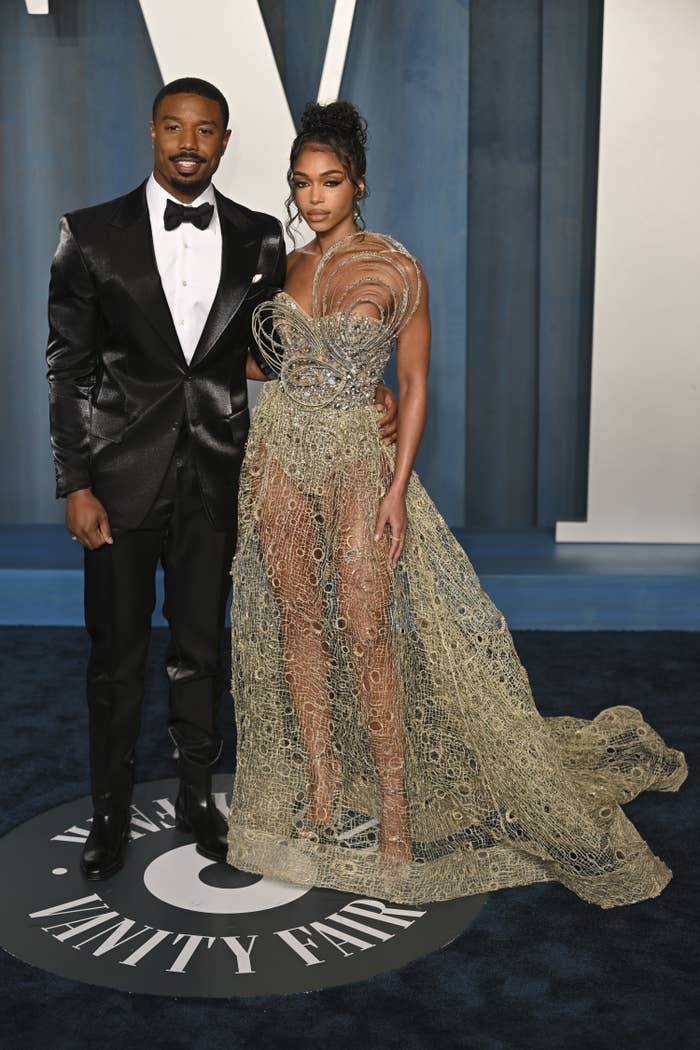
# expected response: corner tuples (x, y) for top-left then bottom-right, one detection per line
(373, 268), (431, 566)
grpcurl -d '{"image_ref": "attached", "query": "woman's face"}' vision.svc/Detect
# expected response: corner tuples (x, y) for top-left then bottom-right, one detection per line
(291, 144), (364, 235)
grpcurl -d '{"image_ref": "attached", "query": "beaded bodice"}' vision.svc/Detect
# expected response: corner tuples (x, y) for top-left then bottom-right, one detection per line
(252, 232), (421, 410)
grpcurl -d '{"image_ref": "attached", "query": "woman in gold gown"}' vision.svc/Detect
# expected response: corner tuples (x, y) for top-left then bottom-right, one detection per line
(226, 101), (687, 908)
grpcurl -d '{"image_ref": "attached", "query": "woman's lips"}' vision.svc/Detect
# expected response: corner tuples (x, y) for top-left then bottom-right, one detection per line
(307, 212), (330, 221)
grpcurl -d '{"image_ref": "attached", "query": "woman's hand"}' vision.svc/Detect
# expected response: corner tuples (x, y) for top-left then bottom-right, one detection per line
(373, 383), (398, 445)
(373, 487), (407, 567)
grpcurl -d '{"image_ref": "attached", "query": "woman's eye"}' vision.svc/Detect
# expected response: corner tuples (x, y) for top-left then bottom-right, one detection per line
(293, 181), (308, 189)
(325, 180), (342, 187)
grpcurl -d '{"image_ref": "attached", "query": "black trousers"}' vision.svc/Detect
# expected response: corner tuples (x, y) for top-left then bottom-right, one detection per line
(83, 432), (236, 805)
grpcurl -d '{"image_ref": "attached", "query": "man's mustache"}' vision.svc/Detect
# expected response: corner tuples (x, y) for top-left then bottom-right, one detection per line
(169, 153), (207, 164)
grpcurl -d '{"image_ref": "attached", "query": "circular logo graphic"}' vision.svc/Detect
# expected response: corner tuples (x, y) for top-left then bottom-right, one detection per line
(0, 777), (485, 997)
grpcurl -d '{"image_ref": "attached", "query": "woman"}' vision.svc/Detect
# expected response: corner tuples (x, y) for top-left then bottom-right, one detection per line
(226, 101), (686, 908)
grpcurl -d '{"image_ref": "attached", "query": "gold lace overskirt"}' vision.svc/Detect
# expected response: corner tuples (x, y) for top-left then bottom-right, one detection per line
(227, 381), (688, 908)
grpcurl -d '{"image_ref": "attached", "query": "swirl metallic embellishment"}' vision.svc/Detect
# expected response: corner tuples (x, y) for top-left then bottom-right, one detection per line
(312, 231), (422, 343)
(251, 232), (422, 411)
(251, 296), (316, 383)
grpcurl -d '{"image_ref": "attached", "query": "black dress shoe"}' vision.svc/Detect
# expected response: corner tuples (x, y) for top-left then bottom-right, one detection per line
(81, 809), (130, 880)
(173, 749), (228, 862)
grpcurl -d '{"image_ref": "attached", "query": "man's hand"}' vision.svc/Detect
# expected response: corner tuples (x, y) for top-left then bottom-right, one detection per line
(66, 488), (113, 550)
(373, 382), (399, 445)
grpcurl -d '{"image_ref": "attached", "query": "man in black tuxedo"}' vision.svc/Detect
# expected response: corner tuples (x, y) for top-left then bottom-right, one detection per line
(47, 77), (397, 880)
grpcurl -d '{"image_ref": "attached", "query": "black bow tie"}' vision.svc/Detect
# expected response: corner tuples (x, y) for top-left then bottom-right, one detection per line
(163, 199), (214, 231)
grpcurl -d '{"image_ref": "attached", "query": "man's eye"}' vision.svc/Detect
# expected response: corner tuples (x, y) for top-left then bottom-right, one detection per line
(165, 125), (179, 131)
(198, 128), (213, 135)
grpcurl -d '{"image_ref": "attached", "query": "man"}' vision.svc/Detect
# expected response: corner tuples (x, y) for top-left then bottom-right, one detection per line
(47, 78), (397, 880)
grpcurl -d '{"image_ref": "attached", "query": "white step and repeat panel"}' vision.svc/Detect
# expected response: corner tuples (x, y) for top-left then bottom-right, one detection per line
(557, 0), (700, 543)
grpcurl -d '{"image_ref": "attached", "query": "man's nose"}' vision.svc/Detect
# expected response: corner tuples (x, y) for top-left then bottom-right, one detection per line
(178, 127), (198, 151)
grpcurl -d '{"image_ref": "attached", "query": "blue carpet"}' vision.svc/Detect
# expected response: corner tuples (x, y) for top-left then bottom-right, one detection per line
(0, 629), (696, 1050)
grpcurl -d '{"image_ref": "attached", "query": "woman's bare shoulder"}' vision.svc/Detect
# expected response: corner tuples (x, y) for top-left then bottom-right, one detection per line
(285, 248), (302, 273)
(285, 244), (319, 285)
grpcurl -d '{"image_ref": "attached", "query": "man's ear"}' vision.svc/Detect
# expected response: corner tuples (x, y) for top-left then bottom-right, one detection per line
(221, 129), (232, 153)
(148, 121), (156, 146)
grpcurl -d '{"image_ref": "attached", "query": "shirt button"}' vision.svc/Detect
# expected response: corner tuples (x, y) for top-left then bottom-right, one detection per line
(182, 280), (188, 287)
(184, 243), (189, 249)
(179, 320), (185, 326)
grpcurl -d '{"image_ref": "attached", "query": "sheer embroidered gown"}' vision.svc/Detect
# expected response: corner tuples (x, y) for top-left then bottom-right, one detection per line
(226, 232), (687, 908)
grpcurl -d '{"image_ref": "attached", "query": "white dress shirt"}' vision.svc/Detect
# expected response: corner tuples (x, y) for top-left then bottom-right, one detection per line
(145, 174), (222, 365)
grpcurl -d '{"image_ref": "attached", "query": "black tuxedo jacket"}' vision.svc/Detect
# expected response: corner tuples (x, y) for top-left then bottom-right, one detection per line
(46, 180), (285, 531)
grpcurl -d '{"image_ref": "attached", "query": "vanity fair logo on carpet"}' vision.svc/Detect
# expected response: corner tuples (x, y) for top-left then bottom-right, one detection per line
(0, 777), (484, 996)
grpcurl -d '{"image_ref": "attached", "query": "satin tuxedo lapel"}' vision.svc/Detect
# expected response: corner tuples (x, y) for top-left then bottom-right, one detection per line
(189, 191), (261, 369)
(109, 182), (186, 367)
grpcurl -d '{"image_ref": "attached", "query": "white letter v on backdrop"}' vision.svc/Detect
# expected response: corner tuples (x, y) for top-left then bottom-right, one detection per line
(139, 0), (356, 227)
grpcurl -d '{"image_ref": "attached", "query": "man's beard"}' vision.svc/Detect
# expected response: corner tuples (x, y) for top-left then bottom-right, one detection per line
(167, 172), (211, 196)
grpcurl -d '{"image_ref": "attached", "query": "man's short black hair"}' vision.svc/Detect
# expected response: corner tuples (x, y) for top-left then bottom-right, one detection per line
(152, 77), (229, 128)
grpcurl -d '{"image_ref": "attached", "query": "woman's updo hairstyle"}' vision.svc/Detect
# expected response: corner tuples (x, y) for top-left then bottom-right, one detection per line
(285, 100), (369, 238)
